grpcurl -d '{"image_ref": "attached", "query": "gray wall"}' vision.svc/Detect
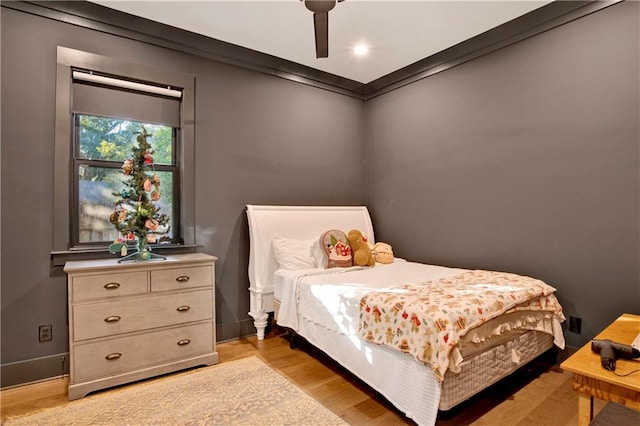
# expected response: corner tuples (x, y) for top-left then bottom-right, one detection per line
(1, 0), (638, 387)
(366, 1), (639, 348)
(1, 7), (364, 384)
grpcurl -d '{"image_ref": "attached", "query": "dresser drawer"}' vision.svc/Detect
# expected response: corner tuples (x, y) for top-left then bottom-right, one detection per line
(151, 265), (212, 292)
(72, 289), (213, 341)
(71, 271), (148, 302)
(73, 322), (213, 382)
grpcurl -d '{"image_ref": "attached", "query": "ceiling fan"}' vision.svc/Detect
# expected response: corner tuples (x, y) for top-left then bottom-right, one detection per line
(303, 0), (345, 58)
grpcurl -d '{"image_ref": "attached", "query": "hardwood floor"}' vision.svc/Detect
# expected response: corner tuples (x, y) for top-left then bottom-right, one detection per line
(1, 330), (602, 425)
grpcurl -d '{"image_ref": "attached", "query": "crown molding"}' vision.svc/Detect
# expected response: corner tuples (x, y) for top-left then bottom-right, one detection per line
(362, 1), (622, 99)
(4, 0), (365, 99)
(2, 1), (621, 100)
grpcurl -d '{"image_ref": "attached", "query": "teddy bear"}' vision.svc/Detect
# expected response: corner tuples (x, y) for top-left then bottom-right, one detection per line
(347, 229), (375, 267)
(373, 242), (394, 264)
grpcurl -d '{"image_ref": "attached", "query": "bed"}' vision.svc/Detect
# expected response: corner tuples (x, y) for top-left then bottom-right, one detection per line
(246, 205), (565, 425)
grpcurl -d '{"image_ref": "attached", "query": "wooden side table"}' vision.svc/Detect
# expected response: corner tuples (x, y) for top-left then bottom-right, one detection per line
(560, 313), (640, 425)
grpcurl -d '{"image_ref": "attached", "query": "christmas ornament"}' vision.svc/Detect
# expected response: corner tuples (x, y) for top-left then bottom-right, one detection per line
(121, 159), (133, 175)
(144, 150), (153, 165)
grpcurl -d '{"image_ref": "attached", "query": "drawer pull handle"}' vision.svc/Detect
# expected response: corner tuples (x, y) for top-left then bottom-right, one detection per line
(104, 315), (121, 323)
(176, 275), (190, 283)
(177, 339), (191, 346)
(104, 282), (121, 290)
(176, 305), (191, 312)
(105, 353), (122, 361)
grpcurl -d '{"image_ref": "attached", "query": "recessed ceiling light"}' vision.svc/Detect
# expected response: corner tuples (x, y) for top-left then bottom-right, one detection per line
(353, 44), (369, 56)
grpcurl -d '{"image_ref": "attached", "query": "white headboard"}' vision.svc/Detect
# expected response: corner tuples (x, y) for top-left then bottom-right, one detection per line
(245, 205), (374, 339)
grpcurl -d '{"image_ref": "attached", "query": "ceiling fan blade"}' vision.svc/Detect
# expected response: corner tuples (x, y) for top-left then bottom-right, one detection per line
(313, 11), (329, 58)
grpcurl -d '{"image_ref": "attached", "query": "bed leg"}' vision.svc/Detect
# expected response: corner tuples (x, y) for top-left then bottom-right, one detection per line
(289, 330), (299, 349)
(251, 312), (269, 340)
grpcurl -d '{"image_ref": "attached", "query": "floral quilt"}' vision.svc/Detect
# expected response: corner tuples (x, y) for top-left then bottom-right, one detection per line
(358, 270), (565, 382)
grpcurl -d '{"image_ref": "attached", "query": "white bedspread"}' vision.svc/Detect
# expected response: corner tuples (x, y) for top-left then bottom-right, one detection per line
(274, 261), (565, 425)
(276, 261), (464, 330)
(275, 261), (461, 426)
(276, 262), (564, 354)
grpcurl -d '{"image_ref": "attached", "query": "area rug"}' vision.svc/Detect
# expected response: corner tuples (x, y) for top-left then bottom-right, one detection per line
(4, 356), (347, 425)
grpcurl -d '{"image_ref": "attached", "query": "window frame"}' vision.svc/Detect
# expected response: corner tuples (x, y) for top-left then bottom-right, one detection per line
(53, 47), (195, 262)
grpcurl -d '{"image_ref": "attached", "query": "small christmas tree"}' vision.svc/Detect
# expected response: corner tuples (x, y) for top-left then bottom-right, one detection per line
(109, 127), (170, 261)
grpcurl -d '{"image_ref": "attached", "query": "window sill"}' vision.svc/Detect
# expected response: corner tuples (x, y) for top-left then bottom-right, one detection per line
(51, 244), (198, 267)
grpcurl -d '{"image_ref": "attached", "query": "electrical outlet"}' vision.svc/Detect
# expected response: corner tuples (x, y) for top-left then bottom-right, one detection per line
(569, 316), (581, 334)
(39, 324), (52, 342)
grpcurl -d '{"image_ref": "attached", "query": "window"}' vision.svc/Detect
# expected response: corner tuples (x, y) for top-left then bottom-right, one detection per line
(53, 47), (195, 260)
(73, 116), (177, 245)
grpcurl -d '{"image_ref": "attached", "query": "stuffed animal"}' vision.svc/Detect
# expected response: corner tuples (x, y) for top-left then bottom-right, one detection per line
(373, 242), (394, 264)
(347, 229), (375, 267)
(320, 229), (352, 268)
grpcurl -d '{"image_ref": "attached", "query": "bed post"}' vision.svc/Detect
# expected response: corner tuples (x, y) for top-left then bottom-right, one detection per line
(246, 205), (276, 340)
(248, 287), (269, 340)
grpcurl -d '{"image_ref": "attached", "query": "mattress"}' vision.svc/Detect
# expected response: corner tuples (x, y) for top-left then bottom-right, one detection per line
(273, 262), (564, 425)
(292, 307), (552, 424)
(274, 263), (564, 372)
(275, 297), (552, 363)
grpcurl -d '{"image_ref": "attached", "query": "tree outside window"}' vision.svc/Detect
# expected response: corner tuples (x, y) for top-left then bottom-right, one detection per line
(74, 115), (176, 245)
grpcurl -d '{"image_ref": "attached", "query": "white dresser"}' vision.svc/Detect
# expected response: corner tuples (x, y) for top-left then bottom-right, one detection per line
(64, 253), (218, 400)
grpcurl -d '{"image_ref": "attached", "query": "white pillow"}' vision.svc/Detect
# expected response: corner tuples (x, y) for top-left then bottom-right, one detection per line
(272, 237), (320, 270)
